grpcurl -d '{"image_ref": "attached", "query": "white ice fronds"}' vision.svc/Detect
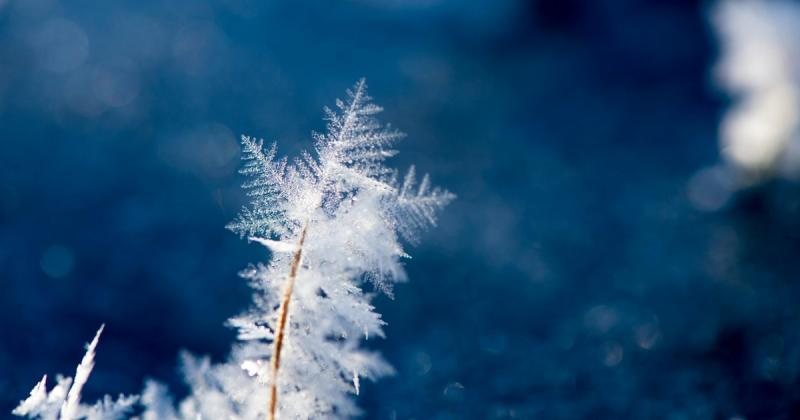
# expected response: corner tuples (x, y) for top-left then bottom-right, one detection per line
(60, 325), (104, 420)
(389, 165), (455, 245)
(248, 237), (297, 254)
(13, 376), (49, 417)
(314, 78), (405, 197)
(136, 79), (452, 419)
(13, 325), (138, 420)
(226, 139), (293, 239)
(136, 381), (178, 420)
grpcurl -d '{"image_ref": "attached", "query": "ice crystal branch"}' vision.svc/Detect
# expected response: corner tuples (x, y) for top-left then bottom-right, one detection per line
(226, 140), (292, 239)
(267, 224), (307, 420)
(13, 325), (138, 420)
(60, 325), (103, 420)
(140, 78), (453, 419)
(389, 165), (454, 245)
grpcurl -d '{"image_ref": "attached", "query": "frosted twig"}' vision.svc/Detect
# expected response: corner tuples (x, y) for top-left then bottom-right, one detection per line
(268, 223), (307, 420)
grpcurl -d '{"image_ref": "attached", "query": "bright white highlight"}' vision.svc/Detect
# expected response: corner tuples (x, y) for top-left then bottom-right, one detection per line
(713, 0), (800, 183)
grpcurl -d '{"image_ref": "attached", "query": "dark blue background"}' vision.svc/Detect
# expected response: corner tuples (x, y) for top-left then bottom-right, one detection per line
(2, 0), (800, 418)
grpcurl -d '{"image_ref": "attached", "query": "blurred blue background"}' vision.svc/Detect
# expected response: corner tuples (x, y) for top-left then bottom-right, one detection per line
(2, 0), (800, 418)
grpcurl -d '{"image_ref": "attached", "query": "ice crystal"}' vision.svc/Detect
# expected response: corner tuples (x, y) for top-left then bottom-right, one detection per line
(13, 325), (138, 420)
(168, 78), (453, 418)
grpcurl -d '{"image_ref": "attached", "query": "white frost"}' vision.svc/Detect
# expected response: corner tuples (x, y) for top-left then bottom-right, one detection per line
(248, 237), (297, 253)
(13, 325), (137, 420)
(12, 375), (48, 417)
(140, 79), (452, 419)
(60, 324), (104, 420)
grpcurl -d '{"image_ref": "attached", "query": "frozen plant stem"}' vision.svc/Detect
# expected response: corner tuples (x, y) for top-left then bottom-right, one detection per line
(268, 222), (307, 420)
(267, 81), (361, 418)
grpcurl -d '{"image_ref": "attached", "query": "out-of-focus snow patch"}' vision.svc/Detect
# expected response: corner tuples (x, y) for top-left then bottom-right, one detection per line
(712, 0), (800, 186)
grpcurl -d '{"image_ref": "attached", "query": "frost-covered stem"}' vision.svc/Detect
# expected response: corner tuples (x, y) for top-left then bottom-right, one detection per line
(268, 223), (308, 420)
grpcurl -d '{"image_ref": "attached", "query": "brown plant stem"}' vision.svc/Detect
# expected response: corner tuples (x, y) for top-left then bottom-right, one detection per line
(268, 223), (308, 420)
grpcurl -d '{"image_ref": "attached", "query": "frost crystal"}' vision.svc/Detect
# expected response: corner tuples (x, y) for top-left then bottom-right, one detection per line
(160, 78), (453, 418)
(13, 325), (138, 420)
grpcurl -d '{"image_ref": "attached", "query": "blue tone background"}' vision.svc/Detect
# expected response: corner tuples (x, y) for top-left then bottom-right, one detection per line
(2, 0), (800, 418)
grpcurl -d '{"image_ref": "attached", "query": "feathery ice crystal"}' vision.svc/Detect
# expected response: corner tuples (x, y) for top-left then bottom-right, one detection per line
(199, 78), (453, 418)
